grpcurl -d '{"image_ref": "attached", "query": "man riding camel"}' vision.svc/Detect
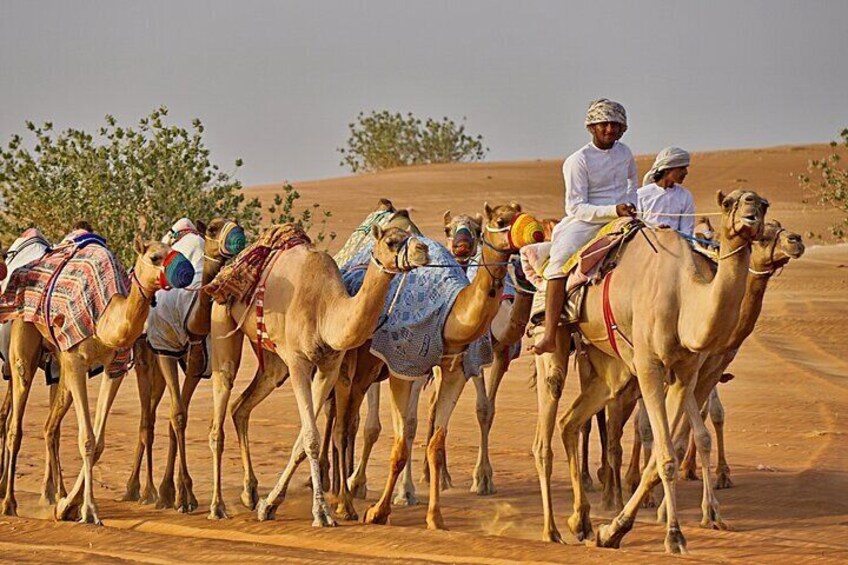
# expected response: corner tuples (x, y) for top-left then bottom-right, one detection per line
(531, 98), (637, 355)
(638, 146), (696, 234)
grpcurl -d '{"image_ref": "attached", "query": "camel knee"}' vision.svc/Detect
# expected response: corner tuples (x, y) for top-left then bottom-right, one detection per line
(427, 427), (446, 466)
(545, 369), (565, 400)
(709, 400), (725, 425)
(208, 427), (224, 450)
(475, 399), (492, 425)
(389, 438), (409, 474)
(693, 427), (711, 452)
(363, 421), (381, 444)
(532, 437), (552, 468)
(660, 460), (676, 482)
(173, 411), (187, 431)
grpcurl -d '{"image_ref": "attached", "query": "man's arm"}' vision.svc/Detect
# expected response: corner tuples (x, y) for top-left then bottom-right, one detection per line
(563, 156), (618, 222)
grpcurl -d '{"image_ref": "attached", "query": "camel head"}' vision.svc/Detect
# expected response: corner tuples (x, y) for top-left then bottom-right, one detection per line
(383, 208), (422, 235)
(369, 225), (430, 274)
(750, 220), (805, 274)
(130, 236), (195, 300)
(482, 201), (545, 253)
(715, 190), (769, 244)
(376, 198), (396, 213)
(443, 210), (483, 264)
(201, 218), (247, 262)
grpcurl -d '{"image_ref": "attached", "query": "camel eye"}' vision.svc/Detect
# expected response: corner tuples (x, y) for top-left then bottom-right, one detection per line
(496, 218), (506, 228)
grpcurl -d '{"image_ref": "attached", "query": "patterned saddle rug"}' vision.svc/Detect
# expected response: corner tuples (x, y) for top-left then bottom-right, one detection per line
(206, 223), (310, 305)
(0, 230), (132, 376)
(341, 236), (492, 380)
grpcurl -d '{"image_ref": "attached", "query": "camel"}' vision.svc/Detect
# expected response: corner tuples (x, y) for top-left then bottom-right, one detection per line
(344, 209), (535, 501)
(347, 202), (539, 530)
(531, 190), (768, 553)
(206, 222), (429, 525)
(116, 218), (244, 513)
(227, 199), (420, 512)
(0, 232), (193, 523)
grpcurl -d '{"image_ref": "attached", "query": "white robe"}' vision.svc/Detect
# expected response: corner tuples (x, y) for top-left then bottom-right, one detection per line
(637, 183), (696, 235)
(543, 140), (638, 279)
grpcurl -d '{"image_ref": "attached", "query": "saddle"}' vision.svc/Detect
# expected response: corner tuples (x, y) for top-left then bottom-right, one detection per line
(205, 223), (310, 305)
(530, 218), (644, 326)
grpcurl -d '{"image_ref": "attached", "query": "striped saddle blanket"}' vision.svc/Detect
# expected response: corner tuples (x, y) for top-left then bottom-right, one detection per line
(0, 231), (131, 376)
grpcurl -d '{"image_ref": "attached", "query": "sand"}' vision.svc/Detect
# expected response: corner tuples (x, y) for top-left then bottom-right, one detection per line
(1, 144), (846, 563)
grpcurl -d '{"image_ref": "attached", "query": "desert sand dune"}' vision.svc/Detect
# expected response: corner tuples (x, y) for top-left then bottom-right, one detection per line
(1, 145), (846, 563)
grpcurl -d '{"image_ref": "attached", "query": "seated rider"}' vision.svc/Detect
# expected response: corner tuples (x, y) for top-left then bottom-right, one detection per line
(638, 146), (696, 235)
(530, 99), (637, 355)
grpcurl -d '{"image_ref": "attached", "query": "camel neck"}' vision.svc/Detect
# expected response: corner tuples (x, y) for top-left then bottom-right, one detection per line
(97, 281), (152, 350)
(323, 262), (394, 351)
(186, 256), (226, 337)
(680, 232), (751, 352)
(442, 241), (510, 346)
(726, 270), (771, 350)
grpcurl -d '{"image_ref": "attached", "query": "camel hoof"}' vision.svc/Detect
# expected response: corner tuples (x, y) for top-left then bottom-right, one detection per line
(176, 485), (198, 514)
(470, 468), (497, 496)
(426, 510), (447, 531)
(567, 511), (594, 542)
(592, 523), (622, 549)
(156, 480), (176, 510)
(1, 499), (18, 517)
(393, 491), (419, 506)
(664, 527), (688, 554)
(119, 483), (141, 503)
(138, 485), (158, 505)
(700, 508), (731, 531)
(542, 527), (566, 544)
(241, 484), (260, 510)
(440, 469), (453, 492)
(207, 502), (229, 520)
(715, 470), (734, 490)
(362, 504), (389, 525)
(78, 503), (102, 526)
(55, 497), (81, 522)
(312, 508), (338, 528)
(256, 499), (276, 521)
(335, 502), (359, 521)
(643, 490), (659, 510)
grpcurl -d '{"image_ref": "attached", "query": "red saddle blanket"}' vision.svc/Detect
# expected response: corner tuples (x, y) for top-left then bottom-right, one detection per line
(205, 223), (311, 305)
(0, 235), (131, 375)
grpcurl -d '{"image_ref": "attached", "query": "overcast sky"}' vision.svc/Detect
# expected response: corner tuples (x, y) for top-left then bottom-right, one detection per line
(2, 1), (846, 185)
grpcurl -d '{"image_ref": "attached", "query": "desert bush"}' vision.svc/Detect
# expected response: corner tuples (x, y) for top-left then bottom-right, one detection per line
(338, 110), (487, 173)
(799, 128), (848, 239)
(0, 106), (333, 264)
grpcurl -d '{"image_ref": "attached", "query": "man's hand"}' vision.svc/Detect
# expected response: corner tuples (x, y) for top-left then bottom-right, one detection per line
(616, 203), (637, 217)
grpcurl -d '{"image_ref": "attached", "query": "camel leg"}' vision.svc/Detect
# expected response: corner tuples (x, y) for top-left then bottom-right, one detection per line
(601, 395), (626, 511)
(207, 313), (243, 521)
(710, 389), (733, 489)
(347, 382), (381, 499)
(1, 321), (40, 517)
(531, 326), (569, 543)
(680, 398), (708, 481)
(322, 397), (335, 494)
(57, 373), (124, 519)
(471, 347), (508, 496)
(595, 369), (689, 555)
(421, 367), (452, 490)
(425, 363), (467, 530)
(154, 355), (195, 513)
(40, 379), (71, 506)
(558, 367), (614, 543)
(233, 355), (289, 510)
(142, 368), (167, 505)
(393, 377), (425, 506)
(362, 376), (415, 525)
(0, 381), (11, 494)
(122, 343), (154, 503)
(332, 352), (360, 520)
(256, 356), (339, 526)
(624, 414), (642, 498)
(683, 386), (728, 530)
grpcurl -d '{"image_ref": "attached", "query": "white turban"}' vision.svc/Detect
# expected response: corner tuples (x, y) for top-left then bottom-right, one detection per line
(642, 146), (691, 186)
(584, 98), (628, 130)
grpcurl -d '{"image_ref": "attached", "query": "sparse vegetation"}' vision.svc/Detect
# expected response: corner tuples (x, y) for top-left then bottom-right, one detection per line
(338, 110), (488, 173)
(0, 107), (333, 264)
(799, 128), (848, 239)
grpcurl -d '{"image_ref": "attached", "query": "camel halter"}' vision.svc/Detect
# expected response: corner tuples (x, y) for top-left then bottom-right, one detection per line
(446, 225), (478, 266)
(204, 221), (245, 263)
(370, 236), (415, 275)
(748, 227), (788, 277)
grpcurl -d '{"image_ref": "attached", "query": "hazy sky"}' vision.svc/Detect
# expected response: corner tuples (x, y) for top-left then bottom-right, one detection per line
(2, 1), (846, 185)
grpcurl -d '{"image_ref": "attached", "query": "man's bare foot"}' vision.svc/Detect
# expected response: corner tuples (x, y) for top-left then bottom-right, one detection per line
(530, 333), (557, 355)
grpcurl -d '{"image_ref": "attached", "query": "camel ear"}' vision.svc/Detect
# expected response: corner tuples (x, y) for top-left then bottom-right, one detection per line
(483, 202), (494, 221)
(194, 219), (207, 236)
(395, 209), (410, 219)
(443, 210), (452, 227)
(509, 200), (522, 213)
(138, 215), (148, 236)
(378, 198), (395, 212)
(716, 190), (727, 208)
(371, 224), (384, 241)
(132, 233), (148, 255)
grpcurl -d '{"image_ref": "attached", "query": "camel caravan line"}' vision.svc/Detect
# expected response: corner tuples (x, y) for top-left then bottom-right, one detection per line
(0, 191), (804, 555)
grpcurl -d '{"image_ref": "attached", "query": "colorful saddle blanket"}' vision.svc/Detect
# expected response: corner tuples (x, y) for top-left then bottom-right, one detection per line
(206, 223), (310, 304)
(341, 236), (493, 380)
(333, 209), (396, 267)
(0, 230), (131, 376)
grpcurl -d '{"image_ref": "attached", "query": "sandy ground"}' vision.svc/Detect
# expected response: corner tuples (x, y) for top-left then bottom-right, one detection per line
(1, 144), (847, 563)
